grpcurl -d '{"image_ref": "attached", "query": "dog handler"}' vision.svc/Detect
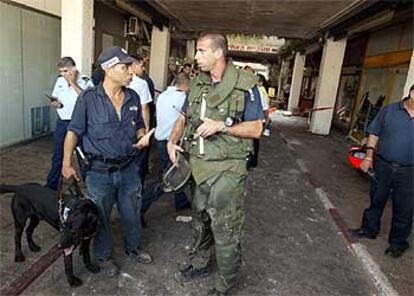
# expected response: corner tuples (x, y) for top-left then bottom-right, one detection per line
(62, 46), (154, 275)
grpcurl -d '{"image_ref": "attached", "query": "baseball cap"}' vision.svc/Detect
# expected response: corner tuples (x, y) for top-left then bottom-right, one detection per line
(97, 46), (135, 69)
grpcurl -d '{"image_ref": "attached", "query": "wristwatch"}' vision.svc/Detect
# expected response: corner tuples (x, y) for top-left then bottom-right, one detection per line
(225, 116), (235, 127)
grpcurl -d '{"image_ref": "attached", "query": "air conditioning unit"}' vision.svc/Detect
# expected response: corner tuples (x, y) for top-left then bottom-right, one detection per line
(126, 17), (139, 36)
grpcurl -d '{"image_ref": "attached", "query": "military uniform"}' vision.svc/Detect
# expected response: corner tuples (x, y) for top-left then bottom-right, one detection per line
(182, 63), (263, 293)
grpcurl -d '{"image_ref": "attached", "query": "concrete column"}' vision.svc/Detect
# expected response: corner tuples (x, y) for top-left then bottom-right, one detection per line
(277, 59), (289, 98)
(149, 26), (170, 92)
(61, 0), (94, 76)
(309, 37), (347, 135)
(288, 52), (306, 111)
(186, 40), (195, 63)
(402, 50), (414, 99)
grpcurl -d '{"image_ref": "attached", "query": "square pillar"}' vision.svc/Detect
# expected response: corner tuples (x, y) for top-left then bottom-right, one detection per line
(149, 26), (170, 92)
(277, 59), (289, 98)
(61, 0), (94, 76)
(402, 50), (414, 99)
(288, 52), (306, 111)
(310, 37), (347, 135)
(186, 40), (195, 63)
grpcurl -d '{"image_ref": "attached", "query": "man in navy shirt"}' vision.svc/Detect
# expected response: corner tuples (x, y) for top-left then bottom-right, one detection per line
(349, 84), (414, 258)
(62, 46), (154, 275)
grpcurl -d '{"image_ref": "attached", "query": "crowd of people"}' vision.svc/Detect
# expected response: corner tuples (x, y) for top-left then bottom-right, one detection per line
(45, 33), (267, 296)
(44, 32), (413, 295)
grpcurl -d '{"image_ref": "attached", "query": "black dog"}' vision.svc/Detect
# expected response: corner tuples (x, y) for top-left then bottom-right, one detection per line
(0, 183), (100, 286)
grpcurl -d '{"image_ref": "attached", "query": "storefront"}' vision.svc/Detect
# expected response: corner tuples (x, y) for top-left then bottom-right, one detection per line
(333, 36), (366, 134)
(349, 20), (412, 141)
(299, 50), (321, 110)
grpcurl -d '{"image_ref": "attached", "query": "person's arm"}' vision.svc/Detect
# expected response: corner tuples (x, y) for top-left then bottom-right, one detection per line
(360, 134), (379, 172)
(62, 131), (79, 180)
(361, 106), (386, 172)
(141, 103), (150, 132)
(66, 71), (83, 95)
(50, 78), (64, 109)
(167, 115), (186, 163)
(133, 128), (155, 149)
(196, 85), (263, 139)
(62, 93), (87, 179)
(197, 118), (262, 139)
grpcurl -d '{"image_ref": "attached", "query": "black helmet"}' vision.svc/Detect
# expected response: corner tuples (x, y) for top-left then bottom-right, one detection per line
(162, 152), (191, 192)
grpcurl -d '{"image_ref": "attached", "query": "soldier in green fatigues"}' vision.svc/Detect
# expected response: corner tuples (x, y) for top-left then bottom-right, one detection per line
(167, 33), (264, 296)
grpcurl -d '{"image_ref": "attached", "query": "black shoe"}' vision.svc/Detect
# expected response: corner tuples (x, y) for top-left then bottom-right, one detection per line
(174, 264), (211, 283)
(207, 288), (227, 296)
(96, 259), (120, 277)
(348, 228), (377, 239)
(384, 245), (408, 258)
(126, 249), (153, 264)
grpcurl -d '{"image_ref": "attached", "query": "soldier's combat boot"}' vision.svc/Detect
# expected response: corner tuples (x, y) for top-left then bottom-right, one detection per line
(174, 264), (211, 283)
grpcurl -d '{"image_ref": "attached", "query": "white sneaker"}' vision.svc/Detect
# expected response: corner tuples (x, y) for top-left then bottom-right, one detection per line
(263, 129), (270, 137)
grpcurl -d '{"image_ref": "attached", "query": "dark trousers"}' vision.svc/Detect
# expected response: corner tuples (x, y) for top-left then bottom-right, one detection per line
(247, 139), (260, 169)
(138, 147), (150, 186)
(141, 140), (189, 213)
(46, 119), (70, 190)
(361, 157), (413, 249)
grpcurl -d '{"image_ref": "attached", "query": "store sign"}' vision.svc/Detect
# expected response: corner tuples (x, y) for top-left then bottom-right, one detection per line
(229, 43), (279, 54)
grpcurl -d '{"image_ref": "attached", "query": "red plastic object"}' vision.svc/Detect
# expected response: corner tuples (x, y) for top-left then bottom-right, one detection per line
(348, 146), (367, 169)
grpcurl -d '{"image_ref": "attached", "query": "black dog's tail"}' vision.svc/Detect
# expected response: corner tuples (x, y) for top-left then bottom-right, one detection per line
(0, 185), (19, 194)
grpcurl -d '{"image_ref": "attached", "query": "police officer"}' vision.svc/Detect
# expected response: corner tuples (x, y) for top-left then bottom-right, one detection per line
(168, 33), (263, 296)
(62, 46), (155, 275)
(46, 57), (94, 190)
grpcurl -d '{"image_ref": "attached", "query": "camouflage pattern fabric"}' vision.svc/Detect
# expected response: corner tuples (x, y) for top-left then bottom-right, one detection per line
(189, 171), (246, 292)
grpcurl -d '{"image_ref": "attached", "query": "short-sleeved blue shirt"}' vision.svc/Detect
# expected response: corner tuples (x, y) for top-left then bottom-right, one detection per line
(68, 83), (144, 160)
(367, 99), (414, 165)
(181, 85), (264, 121)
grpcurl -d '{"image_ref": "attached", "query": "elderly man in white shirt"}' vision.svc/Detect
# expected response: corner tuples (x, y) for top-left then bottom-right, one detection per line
(46, 57), (94, 190)
(141, 73), (191, 219)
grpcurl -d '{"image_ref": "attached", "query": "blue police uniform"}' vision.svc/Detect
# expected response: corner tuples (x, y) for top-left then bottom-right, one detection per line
(46, 74), (94, 190)
(361, 99), (413, 252)
(68, 83), (145, 261)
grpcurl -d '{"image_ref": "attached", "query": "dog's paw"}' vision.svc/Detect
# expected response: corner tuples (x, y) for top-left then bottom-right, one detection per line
(87, 264), (101, 273)
(29, 243), (41, 252)
(15, 254), (25, 262)
(68, 276), (83, 287)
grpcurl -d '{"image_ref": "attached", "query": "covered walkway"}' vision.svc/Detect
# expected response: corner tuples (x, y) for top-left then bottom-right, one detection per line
(2, 114), (412, 295)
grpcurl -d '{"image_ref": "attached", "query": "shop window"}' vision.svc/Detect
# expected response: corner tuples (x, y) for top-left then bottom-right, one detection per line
(361, 68), (388, 105)
(334, 75), (360, 133)
(399, 23), (413, 51)
(366, 25), (401, 56)
(390, 67), (408, 103)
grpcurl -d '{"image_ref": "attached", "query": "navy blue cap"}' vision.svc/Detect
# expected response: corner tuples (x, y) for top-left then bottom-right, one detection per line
(97, 46), (135, 69)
